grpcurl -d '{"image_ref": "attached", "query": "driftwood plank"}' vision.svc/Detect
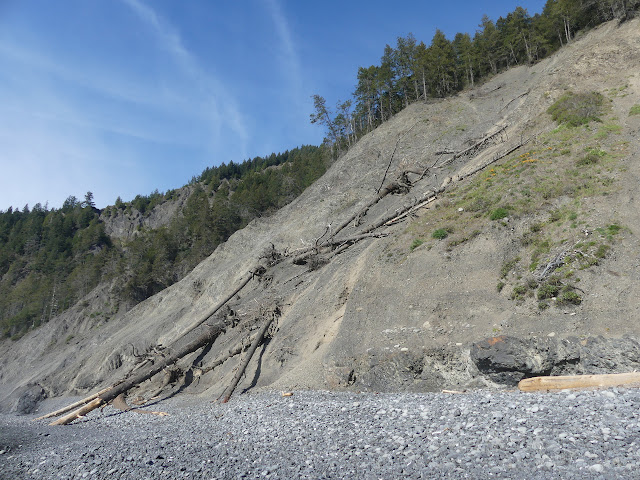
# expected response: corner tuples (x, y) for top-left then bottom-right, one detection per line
(518, 372), (640, 392)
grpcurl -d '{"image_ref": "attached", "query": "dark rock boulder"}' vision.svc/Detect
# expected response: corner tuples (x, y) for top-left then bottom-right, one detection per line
(14, 384), (47, 415)
(471, 335), (556, 385)
(472, 335), (640, 386)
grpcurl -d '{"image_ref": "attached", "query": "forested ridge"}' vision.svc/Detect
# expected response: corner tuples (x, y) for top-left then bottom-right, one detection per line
(0, 145), (328, 338)
(1, 0), (637, 340)
(311, 0), (639, 150)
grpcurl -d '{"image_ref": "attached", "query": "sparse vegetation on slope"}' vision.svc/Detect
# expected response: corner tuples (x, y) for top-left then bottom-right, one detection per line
(404, 87), (631, 312)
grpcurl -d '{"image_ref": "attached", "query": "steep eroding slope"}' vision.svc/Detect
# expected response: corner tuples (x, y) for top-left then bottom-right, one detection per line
(1, 18), (640, 411)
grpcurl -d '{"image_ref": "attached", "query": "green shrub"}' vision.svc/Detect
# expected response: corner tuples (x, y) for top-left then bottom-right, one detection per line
(630, 105), (640, 116)
(410, 239), (424, 251)
(500, 257), (520, 278)
(557, 290), (582, 305)
(537, 283), (560, 300)
(496, 281), (505, 292)
(576, 153), (599, 166)
(548, 210), (562, 222)
(432, 229), (449, 240)
(490, 208), (509, 220)
(607, 224), (621, 235)
(547, 91), (604, 126)
(511, 285), (528, 300)
(595, 244), (610, 258)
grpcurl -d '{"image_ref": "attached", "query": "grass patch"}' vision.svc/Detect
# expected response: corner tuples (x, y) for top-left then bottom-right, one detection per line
(410, 239), (424, 251)
(607, 224), (622, 236)
(630, 105), (640, 116)
(447, 230), (481, 248)
(595, 244), (610, 258)
(489, 207), (510, 221)
(548, 91), (604, 127)
(557, 290), (582, 306)
(432, 229), (449, 240)
(595, 122), (622, 140)
(500, 257), (520, 278)
(576, 150), (603, 166)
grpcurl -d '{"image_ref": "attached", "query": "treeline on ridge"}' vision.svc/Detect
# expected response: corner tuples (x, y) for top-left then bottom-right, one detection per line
(0, 145), (328, 338)
(311, 0), (639, 151)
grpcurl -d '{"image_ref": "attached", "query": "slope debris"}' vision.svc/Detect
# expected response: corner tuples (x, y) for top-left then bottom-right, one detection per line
(2, 18), (640, 413)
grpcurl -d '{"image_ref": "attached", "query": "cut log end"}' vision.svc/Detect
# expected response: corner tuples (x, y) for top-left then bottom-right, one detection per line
(518, 372), (640, 392)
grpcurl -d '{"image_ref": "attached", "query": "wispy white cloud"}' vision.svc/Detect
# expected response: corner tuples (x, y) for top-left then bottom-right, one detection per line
(262, 0), (304, 105)
(121, 0), (249, 158)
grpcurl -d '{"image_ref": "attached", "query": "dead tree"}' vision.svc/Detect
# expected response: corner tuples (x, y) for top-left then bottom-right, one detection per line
(377, 121), (420, 194)
(168, 266), (265, 346)
(436, 124), (508, 169)
(48, 320), (228, 425)
(221, 307), (280, 403)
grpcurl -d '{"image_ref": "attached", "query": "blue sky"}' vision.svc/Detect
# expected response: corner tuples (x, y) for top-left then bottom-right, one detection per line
(0, 0), (547, 210)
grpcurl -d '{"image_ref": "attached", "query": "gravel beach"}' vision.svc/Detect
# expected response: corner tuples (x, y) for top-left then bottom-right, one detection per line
(1, 388), (639, 479)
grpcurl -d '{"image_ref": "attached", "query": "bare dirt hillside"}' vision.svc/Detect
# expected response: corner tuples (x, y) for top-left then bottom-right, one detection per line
(2, 18), (640, 412)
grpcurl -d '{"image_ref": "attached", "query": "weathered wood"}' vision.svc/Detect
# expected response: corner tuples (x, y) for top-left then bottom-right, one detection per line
(47, 321), (227, 425)
(111, 393), (169, 416)
(169, 268), (262, 346)
(201, 343), (246, 375)
(384, 193), (438, 226)
(291, 232), (388, 265)
(437, 124), (508, 168)
(518, 372), (640, 392)
(49, 398), (104, 426)
(221, 313), (278, 403)
(377, 121), (419, 194)
(34, 386), (112, 420)
(499, 89), (530, 113)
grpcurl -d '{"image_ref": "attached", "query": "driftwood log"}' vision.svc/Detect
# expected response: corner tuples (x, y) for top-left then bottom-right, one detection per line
(34, 386), (113, 421)
(48, 320), (227, 425)
(518, 372), (640, 392)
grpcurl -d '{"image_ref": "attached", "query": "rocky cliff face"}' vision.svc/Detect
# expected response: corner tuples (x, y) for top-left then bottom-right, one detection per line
(2, 19), (640, 412)
(99, 186), (193, 241)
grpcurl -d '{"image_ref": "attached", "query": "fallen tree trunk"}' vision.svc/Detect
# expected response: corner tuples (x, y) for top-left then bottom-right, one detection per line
(291, 232), (389, 265)
(34, 386), (113, 421)
(168, 267), (264, 346)
(384, 194), (439, 226)
(437, 124), (508, 169)
(49, 398), (104, 426)
(357, 189), (442, 236)
(48, 320), (227, 425)
(518, 372), (640, 392)
(201, 341), (247, 375)
(377, 121), (419, 194)
(221, 311), (278, 403)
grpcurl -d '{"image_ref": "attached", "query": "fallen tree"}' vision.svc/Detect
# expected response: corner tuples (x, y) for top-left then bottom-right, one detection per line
(220, 307), (280, 403)
(48, 319), (228, 425)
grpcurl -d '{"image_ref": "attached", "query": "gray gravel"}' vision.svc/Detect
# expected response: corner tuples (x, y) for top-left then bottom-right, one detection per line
(1, 388), (639, 479)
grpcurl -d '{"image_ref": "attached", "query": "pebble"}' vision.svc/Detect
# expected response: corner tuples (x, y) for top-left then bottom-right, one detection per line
(1, 389), (638, 479)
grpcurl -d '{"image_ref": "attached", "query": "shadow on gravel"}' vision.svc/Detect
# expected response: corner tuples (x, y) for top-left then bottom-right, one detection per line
(0, 424), (41, 453)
